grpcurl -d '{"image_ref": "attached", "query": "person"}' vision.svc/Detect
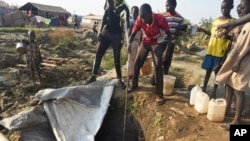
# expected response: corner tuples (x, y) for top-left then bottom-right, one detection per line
(126, 6), (142, 81)
(22, 30), (42, 84)
(86, 0), (130, 89)
(216, 0), (250, 130)
(225, 4), (243, 111)
(127, 3), (172, 106)
(92, 21), (98, 34)
(72, 15), (79, 31)
(151, 0), (186, 85)
(198, 0), (235, 99)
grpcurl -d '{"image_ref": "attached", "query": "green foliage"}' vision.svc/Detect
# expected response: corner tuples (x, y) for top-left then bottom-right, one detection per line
(199, 17), (213, 31)
(101, 47), (128, 70)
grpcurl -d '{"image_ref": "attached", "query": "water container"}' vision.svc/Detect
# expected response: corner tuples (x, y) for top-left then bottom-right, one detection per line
(207, 98), (227, 122)
(163, 75), (176, 95)
(190, 85), (202, 105)
(191, 24), (198, 36)
(194, 91), (210, 114)
(140, 55), (152, 75)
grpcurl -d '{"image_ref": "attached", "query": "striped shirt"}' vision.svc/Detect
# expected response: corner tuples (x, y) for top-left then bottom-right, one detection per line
(163, 11), (183, 37)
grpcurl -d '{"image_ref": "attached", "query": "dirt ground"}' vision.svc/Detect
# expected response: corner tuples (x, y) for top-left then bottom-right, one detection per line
(0, 29), (250, 141)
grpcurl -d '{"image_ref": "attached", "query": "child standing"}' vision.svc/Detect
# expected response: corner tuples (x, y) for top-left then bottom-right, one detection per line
(216, 0), (250, 130)
(126, 6), (142, 80)
(23, 30), (42, 84)
(151, 0), (185, 85)
(199, 0), (234, 99)
(127, 3), (172, 106)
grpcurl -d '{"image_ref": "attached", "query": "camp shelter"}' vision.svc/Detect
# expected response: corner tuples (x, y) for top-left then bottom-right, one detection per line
(82, 13), (102, 25)
(18, 2), (71, 18)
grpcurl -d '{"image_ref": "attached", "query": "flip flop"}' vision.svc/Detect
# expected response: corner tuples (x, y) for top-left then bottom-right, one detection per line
(155, 97), (166, 106)
(219, 123), (230, 131)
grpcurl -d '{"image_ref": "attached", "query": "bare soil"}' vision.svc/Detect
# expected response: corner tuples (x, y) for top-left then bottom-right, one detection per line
(0, 29), (249, 141)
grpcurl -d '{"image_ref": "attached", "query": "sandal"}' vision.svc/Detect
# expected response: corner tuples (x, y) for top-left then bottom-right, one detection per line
(155, 97), (166, 106)
(219, 123), (230, 131)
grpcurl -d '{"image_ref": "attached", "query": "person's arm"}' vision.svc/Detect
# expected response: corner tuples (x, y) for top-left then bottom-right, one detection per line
(220, 13), (250, 29)
(233, 44), (250, 72)
(197, 27), (211, 36)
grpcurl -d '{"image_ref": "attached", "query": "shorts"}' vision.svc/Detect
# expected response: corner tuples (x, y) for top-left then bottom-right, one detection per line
(201, 55), (222, 71)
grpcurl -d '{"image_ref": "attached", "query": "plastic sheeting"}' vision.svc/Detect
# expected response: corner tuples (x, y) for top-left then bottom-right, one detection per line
(0, 80), (115, 141)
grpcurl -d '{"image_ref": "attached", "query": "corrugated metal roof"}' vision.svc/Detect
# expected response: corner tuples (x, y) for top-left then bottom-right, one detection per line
(19, 2), (70, 14)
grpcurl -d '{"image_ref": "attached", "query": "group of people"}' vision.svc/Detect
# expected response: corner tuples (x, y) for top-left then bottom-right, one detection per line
(23, 0), (250, 131)
(85, 0), (250, 130)
(86, 0), (184, 106)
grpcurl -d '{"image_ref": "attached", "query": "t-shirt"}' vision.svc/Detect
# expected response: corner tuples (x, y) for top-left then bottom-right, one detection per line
(163, 11), (183, 37)
(206, 17), (235, 57)
(133, 13), (170, 45)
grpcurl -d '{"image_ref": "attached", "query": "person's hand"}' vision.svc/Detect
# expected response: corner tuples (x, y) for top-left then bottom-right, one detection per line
(97, 32), (102, 41)
(232, 60), (240, 72)
(216, 24), (233, 38)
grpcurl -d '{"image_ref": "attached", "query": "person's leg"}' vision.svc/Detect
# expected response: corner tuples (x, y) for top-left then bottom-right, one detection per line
(86, 29), (111, 84)
(111, 33), (126, 89)
(211, 70), (219, 99)
(151, 44), (165, 105)
(163, 43), (174, 75)
(35, 59), (42, 83)
(30, 61), (35, 84)
(231, 90), (245, 124)
(225, 84), (234, 115)
(127, 40), (139, 80)
(128, 44), (149, 92)
(202, 69), (212, 92)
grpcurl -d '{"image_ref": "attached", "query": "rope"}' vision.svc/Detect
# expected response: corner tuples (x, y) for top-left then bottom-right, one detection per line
(122, 68), (129, 141)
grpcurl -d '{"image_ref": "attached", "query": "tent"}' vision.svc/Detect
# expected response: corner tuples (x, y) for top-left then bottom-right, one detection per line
(18, 2), (71, 18)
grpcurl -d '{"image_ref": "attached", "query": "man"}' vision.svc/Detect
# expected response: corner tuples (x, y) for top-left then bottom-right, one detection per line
(127, 3), (172, 106)
(86, 0), (130, 89)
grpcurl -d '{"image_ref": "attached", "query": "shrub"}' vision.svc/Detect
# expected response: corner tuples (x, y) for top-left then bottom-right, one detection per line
(50, 29), (76, 46)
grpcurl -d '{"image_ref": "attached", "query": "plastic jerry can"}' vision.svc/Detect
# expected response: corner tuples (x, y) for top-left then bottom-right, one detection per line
(207, 98), (227, 122)
(190, 85), (202, 105)
(194, 91), (210, 114)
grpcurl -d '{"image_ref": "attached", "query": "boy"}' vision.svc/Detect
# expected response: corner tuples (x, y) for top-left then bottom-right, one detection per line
(86, 0), (130, 89)
(127, 3), (172, 106)
(199, 0), (234, 99)
(23, 30), (42, 84)
(151, 0), (186, 85)
(126, 6), (142, 81)
(163, 0), (185, 75)
(217, 0), (250, 130)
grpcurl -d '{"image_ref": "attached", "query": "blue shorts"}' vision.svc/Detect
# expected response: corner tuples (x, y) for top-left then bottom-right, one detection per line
(201, 55), (222, 71)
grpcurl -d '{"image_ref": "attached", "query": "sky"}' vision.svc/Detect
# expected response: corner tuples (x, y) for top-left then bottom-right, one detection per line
(6, 0), (241, 24)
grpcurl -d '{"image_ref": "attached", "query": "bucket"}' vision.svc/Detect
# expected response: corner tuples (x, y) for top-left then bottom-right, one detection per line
(16, 42), (27, 54)
(207, 98), (227, 122)
(140, 55), (152, 75)
(190, 85), (202, 105)
(163, 75), (176, 95)
(194, 91), (209, 114)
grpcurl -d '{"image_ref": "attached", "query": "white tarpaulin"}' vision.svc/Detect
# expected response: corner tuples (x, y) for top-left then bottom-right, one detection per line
(0, 80), (116, 141)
